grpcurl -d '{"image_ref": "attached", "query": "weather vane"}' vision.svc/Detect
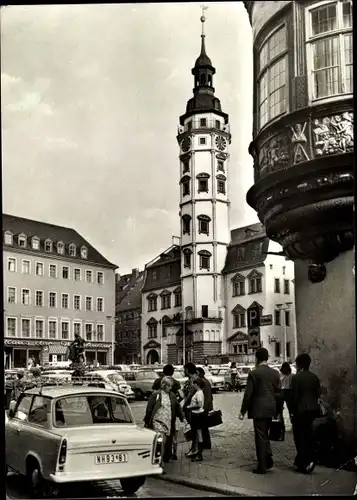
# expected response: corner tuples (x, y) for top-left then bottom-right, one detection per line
(200, 5), (208, 35)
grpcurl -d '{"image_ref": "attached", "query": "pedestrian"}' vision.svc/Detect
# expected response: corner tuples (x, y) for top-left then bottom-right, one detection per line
(239, 347), (281, 474)
(10, 370), (25, 402)
(279, 361), (293, 437)
(197, 367), (213, 450)
(186, 377), (206, 462)
(144, 376), (183, 463)
(291, 353), (321, 474)
(152, 364), (181, 460)
(182, 362), (199, 457)
(230, 362), (238, 392)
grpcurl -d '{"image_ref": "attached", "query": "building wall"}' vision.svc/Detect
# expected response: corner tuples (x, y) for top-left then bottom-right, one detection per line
(250, 0), (291, 38)
(295, 250), (357, 441)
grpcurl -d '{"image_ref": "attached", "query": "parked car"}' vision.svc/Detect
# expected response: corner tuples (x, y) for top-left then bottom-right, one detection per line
(238, 365), (255, 387)
(121, 370), (160, 400)
(84, 370), (135, 401)
(201, 367), (225, 393)
(5, 386), (163, 497)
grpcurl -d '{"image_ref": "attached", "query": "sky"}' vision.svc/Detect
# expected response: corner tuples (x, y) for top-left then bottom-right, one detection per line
(1, 2), (257, 274)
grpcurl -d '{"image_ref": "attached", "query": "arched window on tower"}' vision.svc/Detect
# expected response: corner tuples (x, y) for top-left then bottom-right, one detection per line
(180, 175), (191, 197)
(197, 214), (211, 235)
(183, 248), (193, 269)
(182, 214), (192, 235)
(216, 174), (227, 194)
(208, 74), (212, 86)
(198, 250), (212, 271)
(200, 73), (206, 85)
(196, 173), (210, 193)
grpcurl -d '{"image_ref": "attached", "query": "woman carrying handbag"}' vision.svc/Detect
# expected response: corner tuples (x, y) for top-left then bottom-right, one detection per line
(186, 378), (206, 462)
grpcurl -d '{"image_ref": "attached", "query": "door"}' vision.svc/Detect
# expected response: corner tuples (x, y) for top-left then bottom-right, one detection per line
(6, 394), (33, 472)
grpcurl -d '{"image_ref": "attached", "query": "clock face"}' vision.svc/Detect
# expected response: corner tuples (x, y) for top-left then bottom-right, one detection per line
(181, 137), (192, 152)
(215, 136), (227, 151)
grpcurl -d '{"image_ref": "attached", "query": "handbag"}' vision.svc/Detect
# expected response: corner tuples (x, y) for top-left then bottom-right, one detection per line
(207, 409), (223, 428)
(269, 415), (284, 441)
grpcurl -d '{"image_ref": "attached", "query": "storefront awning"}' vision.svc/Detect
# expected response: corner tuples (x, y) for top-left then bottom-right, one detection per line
(48, 345), (68, 355)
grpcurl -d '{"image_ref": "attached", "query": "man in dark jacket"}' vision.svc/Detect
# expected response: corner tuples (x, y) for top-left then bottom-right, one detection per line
(291, 352), (321, 474)
(152, 364), (181, 395)
(197, 367), (213, 450)
(239, 348), (281, 474)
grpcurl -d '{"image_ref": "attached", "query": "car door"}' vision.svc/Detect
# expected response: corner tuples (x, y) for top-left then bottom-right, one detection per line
(6, 393), (33, 473)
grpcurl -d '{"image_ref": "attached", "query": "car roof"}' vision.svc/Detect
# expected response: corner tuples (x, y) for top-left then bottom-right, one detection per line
(89, 370), (123, 376)
(23, 386), (121, 399)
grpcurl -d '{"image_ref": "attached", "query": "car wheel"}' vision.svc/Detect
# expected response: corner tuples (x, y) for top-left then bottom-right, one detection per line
(120, 476), (146, 494)
(135, 389), (144, 400)
(27, 461), (46, 498)
(224, 382), (232, 391)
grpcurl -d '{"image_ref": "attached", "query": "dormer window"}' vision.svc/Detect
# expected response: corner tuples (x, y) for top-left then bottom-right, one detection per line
(69, 243), (76, 257)
(45, 239), (53, 252)
(57, 241), (65, 255)
(31, 237), (40, 250)
(18, 234), (27, 248)
(81, 246), (88, 259)
(4, 231), (13, 245)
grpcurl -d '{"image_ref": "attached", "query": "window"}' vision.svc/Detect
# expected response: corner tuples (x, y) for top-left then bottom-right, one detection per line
(198, 250), (211, 270)
(85, 297), (93, 311)
(22, 260), (30, 274)
(18, 234), (27, 248)
(85, 323), (93, 341)
(4, 231), (13, 245)
(49, 292), (57, 308)
(97, 298), (104, 312)
(32, 237), (40, 250)
(182, 179), (190, 196)
(22, 318), (30, 337)
(199, 137), (206, 145)
(161, 294), (171, 310)
(28, 396), (51, 425)
(233, 280), (245, 297)
(57, 242), (65, 255)
(197, 215), (211, 235)
(307, 1), (353, 99)
(36, 262), (44, 276)
(249, 277), (262, 294)
(187, 121), (192, 131)
(200, 118), (207, 127)
(74, 268), (81, 281)
(81, 246), (88, 259)
(282, 266), (286, 275)
(183, 249), (192, 268)
(236, 248), (245, 261)
(275, 310), (281, 325)
(252, 243), (262, 259)
(286, 341), (291, 359)
(174, 290), (182, 307)
(61, 294), (69, 309)
(49, 320), (57, 339)
(152, 270), (157, 281)
(258, 25), (287, 129)
(275, 341), (281, 358)
(86, 270), (93, 283)
(61, 322), (69, 340)
(36, 291), (44, 307)
(97, 324), (104, 341)
(62, 266), (69, 279)
(233, 313), (246, 328)
(183, 161), (190, 173)
(69, 244), (76, 257)
(217, 160), (225, 172)
(274, 278), (281, 293)
(215, 120), (221, 129)
(35, 320), (44, 338)
(233, 345), (238, 354)
(22, 289), (30, 306)
(7, 318), (16, 337)
(285, 310), (291, 326)
(45, 239), (53, 252)
(8, 258), (16, 272)
(73, 323), (81, 337)
(8, 287), (16, 303)
(74, 295), (81, 310)
(148, 324), (158, 339)
(147, 295), (157, 312)
(284, 279), (290, 294)
(198, 178), (208, 192)
(14, 394), (32, 421)
(97, 272), (104, 284)
(182, 215), (191, 235)
(217, 174), (227, 194)
(49, 264), (57, 278)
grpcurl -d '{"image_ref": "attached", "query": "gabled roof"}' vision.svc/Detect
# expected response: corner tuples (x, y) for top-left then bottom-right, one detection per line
(3, 214), (117, 269)
(227, 331), (249, 342)
(116, 270), (144, 313)
(143, 244), (181, 293)
(230, 222), (265, 245)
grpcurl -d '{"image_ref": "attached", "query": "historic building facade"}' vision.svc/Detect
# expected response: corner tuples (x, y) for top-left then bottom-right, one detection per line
(115, 269), (143, 364)
(243, 0), (355, 443)
(3, 214), (117, 368)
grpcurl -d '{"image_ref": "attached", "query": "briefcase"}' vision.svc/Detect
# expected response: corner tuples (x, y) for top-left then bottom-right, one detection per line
(269, 417), (284, 441)
(207, 409), (223, 428)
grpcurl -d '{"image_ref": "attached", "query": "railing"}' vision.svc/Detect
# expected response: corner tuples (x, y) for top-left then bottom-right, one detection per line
(173, 309), (223, 323)
(178, 120), (230, 135)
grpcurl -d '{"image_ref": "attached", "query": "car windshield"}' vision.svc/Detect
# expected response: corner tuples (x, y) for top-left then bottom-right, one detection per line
(54, 395), (133, 427)
(241, 367), (252, 374)
(107, 373), (125, 383)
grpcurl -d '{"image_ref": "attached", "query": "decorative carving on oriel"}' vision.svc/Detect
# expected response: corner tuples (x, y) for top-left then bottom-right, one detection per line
(312, 112), (353, 157)
(290, 122), (309, 164)
(258, 134), (289, 178)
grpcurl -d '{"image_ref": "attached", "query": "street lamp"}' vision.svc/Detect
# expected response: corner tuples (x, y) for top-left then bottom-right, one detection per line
(106, 315), (115, 365)
(276, 302), (293, 362)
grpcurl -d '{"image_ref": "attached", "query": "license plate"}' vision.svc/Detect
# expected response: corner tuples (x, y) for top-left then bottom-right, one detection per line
(95, 453), (128, 465)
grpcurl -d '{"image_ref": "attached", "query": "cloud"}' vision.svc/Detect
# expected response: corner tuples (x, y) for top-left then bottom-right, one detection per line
(165, 67), (179, 82)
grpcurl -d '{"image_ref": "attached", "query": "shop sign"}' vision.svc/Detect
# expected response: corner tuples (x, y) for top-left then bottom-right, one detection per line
(85, 343), (110, 349)
(4, 339), (55, 347)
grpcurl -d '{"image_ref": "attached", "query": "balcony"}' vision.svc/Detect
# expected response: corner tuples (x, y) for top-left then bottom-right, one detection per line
(177, 120), (230, 136)
(172, 309), (223, 324)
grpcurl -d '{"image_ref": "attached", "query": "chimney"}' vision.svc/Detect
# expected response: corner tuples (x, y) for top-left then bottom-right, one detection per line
(115, 273), (121, 282)
(132, 268), (139, 279)
(172, 235), (181, 246)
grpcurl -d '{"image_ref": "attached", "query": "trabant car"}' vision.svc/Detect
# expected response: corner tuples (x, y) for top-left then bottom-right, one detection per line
(85, 370), (135, 401)
(200, 367), (225, 393)
(210, 368), (246, 391)
(121, 370), (160, 400)
(5, 385), (163, 497)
